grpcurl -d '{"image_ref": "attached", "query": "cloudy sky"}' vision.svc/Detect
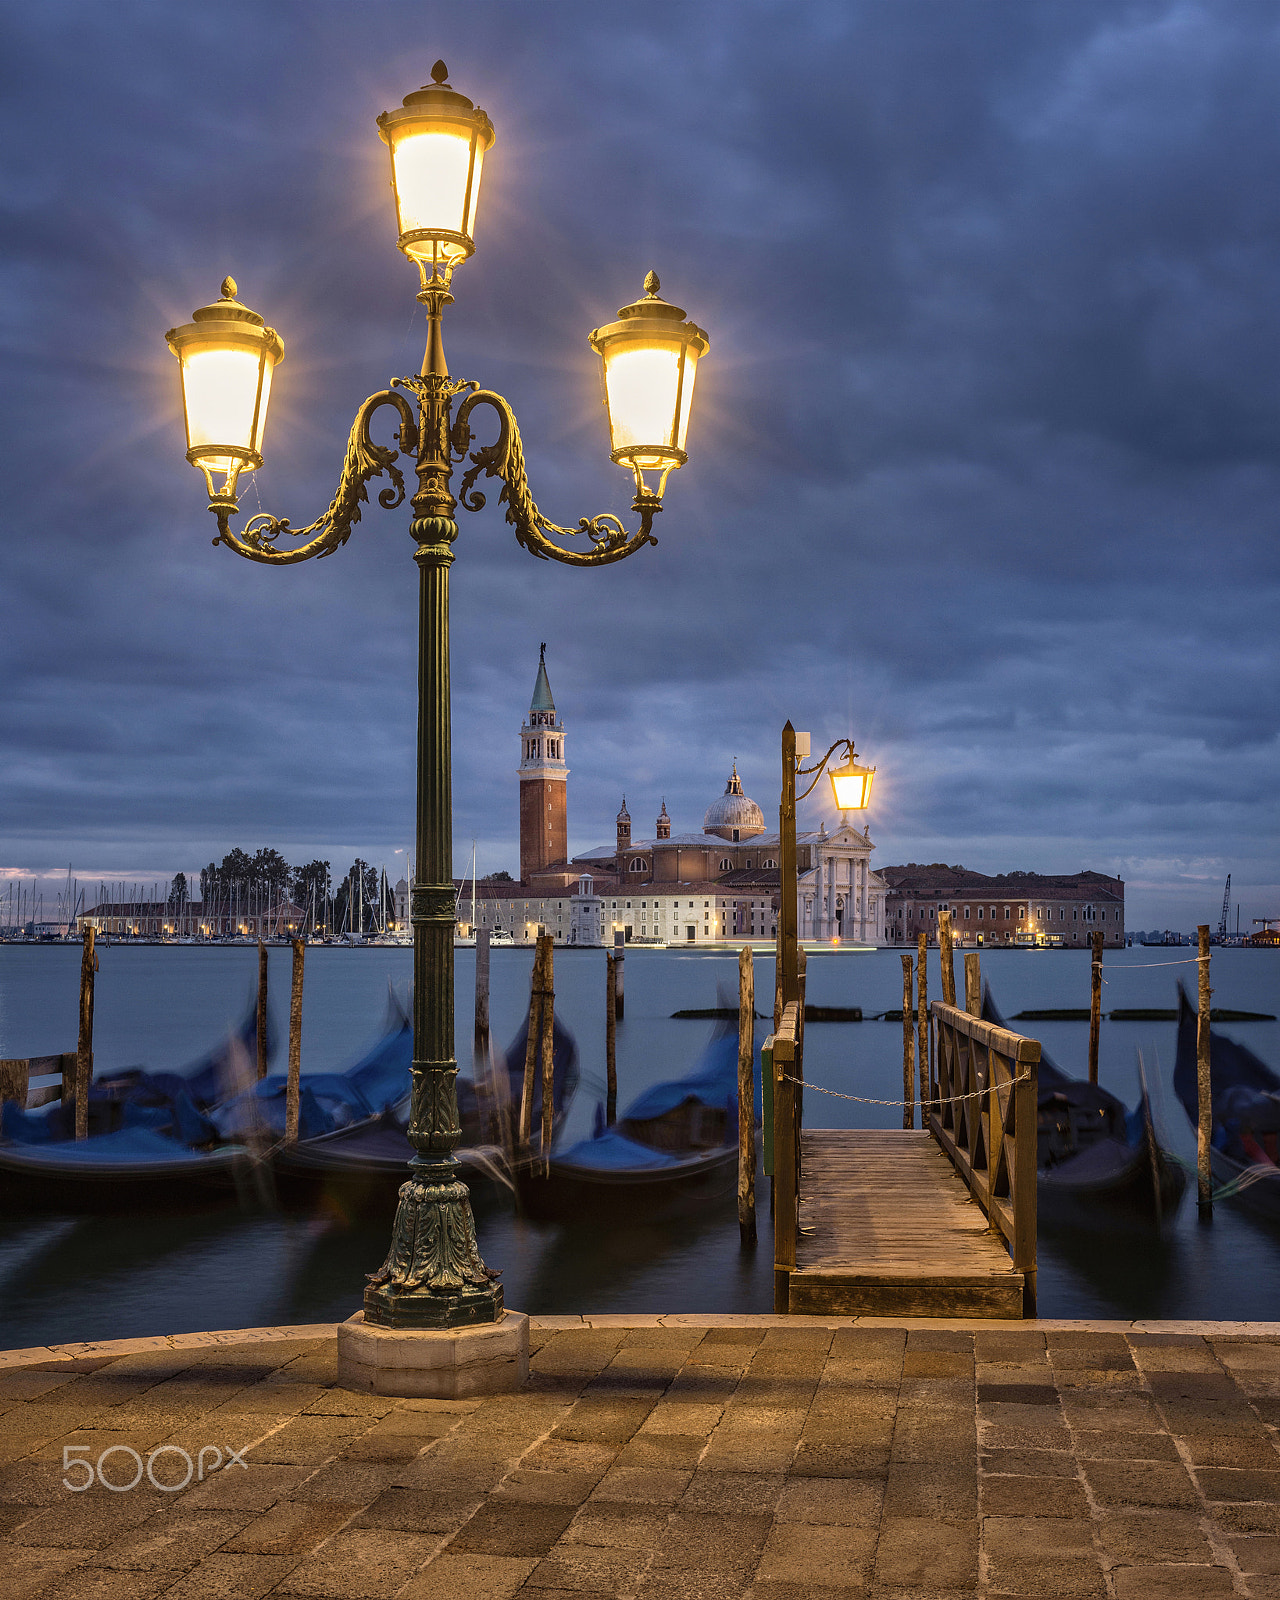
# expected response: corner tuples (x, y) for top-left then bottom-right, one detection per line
(2, 0), (1278, 929)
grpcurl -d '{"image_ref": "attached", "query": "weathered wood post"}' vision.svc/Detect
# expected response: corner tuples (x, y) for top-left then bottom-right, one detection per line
(256, 939), (269, 1080)
(0, 1059), (29, 1111)
(795, 946), (807, 1142)
(540, 936), (555, 1166)
(939, 911), (957, 1007)
(285, 938), (305, 1142)
(738, 945), (756, 1245)
(901, 953), (915, 1128)
(606, 950), (618, 1125)
(772, 1011), (797, 1313)
(612, 929), (625, 1020)
(475, 927), (491, 1053)
(964, 952), (981, 1017)
(1088, 930), (1103, 1086)
(1197, 924), (1213, 1219)
(916, 930), (929, 1119)
(519, 938), (545, 1153)
(75, 925), (97, 1140)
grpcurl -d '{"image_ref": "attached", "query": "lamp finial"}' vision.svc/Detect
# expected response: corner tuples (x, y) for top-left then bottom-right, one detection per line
(643, 270), (660, 297)
(430, 59), (449, 85)
(220, 276), (237, 300)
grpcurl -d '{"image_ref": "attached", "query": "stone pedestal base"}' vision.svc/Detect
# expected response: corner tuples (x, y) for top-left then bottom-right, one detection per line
(336, 1309), (529, 1398)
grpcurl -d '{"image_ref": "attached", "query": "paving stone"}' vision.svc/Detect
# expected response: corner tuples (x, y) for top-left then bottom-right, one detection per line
(180, 1462), (313, 1512)
(790, 1442), (891, 1479)
(1110, 1564), (1236, 1598)
(495, 1470), (611, 1505)
(774, 1476), (885, 1526)
(271, 1526), (436, 1597)
(560, 1500), (672, 1550)
(349, 1487), (482, 1534)
(680, 1470), (786, 1519)
(902, 1351), (973, 1379)
(1229, 1536), (1280, 1574)
(613, 1432), (707, 1471)
(0, 1541), (94, 1600)
(1082, 1460), (1198, 1509)
(221, 1500), (358, 1554)
(525, 1541), (653, 1592)
(1181, 1434), (1280, 1469)
(588, 1465), (692, 1505)
(980, 1473), (1089, 1518)
(160, 1550), (302, 1598)
(874, 1515), (977, 1589)
(983, 1517), (1106, 1598)
(755, 1520), (876, 1588)
(881, 1461), (977, 1521)
(553, 1401), (655, 1445)
(1195, 1467), (1280, 1503)
(446, 1499), (580, 1557)
(9, 1490), (164, 1548)
(980, 1447), (1077, 1478)
(39, 1567), (187, 1599)
(649, 1510), (771, 1576)
(246, 1416), (366, 1466)
(287, 1458), (398, 1504)
(904, 1331), (972, 1353)
(1215, 1504), (1280, 1535)
(750, 1585), (868, 1600)
(397, 1552), (538, 1600)
(639, 1403), (724, 1435)
(1099, 1511), (1216, 1564)
(1070, 1431), (1181, 1462)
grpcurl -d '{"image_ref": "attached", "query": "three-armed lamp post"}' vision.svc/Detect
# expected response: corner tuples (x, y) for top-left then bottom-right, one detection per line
(165, 62), (708, 1337)
(777, 726), (875, 1013)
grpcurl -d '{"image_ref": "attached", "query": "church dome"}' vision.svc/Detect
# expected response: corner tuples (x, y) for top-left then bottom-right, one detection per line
(703, 763), (765, 839)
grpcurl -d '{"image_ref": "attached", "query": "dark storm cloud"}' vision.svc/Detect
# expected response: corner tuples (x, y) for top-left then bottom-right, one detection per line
(1, 0), (1278, 925)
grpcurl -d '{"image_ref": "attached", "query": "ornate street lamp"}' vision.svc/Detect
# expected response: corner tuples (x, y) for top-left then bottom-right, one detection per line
(777, 727), (874, 1013)
(165, 61), (708, 1334)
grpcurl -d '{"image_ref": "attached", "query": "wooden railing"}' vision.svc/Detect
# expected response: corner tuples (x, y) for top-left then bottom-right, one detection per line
(928, 1000), (1040, 1315)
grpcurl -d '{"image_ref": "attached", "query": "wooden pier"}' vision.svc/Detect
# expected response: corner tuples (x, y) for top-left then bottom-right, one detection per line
(766, 994), (1040, 1320)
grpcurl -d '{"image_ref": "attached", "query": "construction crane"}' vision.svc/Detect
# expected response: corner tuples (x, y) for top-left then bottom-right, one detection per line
(1217, 874), (1231, 942)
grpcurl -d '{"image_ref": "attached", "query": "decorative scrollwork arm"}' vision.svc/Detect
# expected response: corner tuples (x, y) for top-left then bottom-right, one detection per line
(451, 389), (659, 567)
(212, 391), (419, 565)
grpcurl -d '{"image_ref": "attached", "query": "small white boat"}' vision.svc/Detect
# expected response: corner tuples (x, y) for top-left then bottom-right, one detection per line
(489, 928), (515, 948)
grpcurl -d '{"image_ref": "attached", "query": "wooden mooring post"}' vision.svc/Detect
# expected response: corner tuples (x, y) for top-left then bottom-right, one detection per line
(75, 925), (97, 1140)
(475, 927), (491, 1054)
(900, 954), (914, 1129)
(519, 937), (547, 1153)
(738, 945), (756, 1246)
(612, 930), (625, 1020)
(1197, 924), (1213, 1219)
(256, 939), (269, 1079)
(285, 938), (305, 1142)
(606, 951), (618, 1126)
(916, 931), (929, 1118)
(939, 911), (957, 1007)
(771, 1000), (801, 1313)
(540, 937), (555, 1166)
(964, 952), (981, 1018)
(1088, 930), (1103, 1085)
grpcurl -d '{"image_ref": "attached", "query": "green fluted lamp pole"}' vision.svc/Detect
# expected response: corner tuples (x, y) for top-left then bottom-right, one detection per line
(164, 62), (708, 1332)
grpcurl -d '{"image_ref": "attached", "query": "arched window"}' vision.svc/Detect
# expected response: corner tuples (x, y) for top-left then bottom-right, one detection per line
(719, 858), (732, 872)
(762, 858), (777, 869)
(628, 859), (648, 873)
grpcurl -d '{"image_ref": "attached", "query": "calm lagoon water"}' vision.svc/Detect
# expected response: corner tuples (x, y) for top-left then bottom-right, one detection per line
(0, 942), (1277, 1347)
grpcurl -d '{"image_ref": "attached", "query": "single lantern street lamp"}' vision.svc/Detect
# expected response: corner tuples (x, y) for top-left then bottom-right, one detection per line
(165, 61), (708, 1332)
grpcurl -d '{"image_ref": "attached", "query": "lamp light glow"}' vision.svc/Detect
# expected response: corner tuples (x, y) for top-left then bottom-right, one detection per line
(830, 753), (875, 812)
(164, 278), (283, 503)
(589, 272), (708, 499)
(377, 62), (494, 285)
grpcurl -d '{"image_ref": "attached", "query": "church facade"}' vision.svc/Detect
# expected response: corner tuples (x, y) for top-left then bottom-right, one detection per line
(457, 651), (888, 946)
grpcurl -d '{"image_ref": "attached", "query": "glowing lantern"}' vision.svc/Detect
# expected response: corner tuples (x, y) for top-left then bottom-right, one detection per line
(589, 273), (709, 498)
(830, 752), (875, 812)
(165, 278), (283, 502)
(377, 61), (494, 282)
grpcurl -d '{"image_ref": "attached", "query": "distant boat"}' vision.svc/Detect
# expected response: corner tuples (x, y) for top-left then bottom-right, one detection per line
(516, 1021), (744, 1225)
(1172, 983), (1280, 1221)
(489, 928), (515, 947)
(455, 841), (478, 947)
(982, 984), (1185, 1228)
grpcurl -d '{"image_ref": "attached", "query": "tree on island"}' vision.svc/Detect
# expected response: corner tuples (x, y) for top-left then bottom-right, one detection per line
(291, 860), (331, 929)
(166, 872), (189, 909)
(482, 870), (514, 882)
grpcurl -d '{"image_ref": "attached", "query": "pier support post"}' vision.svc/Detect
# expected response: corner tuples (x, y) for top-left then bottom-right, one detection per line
(74, 925), (96, 1140)
(916, 931), (929, 1120)
(738, 946), (756, 1245)
(1088, 930), (1103, 1086)
(285, 938), (305, 1142)
(540, 937), (555, 1166)
(939, 912), (956, 1007)
(257, 939), (269, 1080)
(964, 952), (981, 1018)
(612, 929), (625, 1019)
(475, 928), (490, 1054)
(606, 951), (617, 1126)
(1197, 924), (1213, 1220)
(901, 954), (914, 1128)
(519, 937), (546, 1153)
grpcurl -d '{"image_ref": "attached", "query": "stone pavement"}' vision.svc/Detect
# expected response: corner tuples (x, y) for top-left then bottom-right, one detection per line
(2, 1319), (1280, 1598)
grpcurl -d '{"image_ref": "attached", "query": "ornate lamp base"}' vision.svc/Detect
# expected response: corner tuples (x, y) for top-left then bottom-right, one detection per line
(362, 1170), (504, 1330)
(338, 1309), (528, 1398)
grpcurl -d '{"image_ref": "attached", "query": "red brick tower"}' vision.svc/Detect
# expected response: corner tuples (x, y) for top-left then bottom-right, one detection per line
(518, 644), (568, 881)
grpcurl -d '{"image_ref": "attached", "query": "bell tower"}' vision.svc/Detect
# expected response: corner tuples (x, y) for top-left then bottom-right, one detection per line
(519, 644), (568, 881)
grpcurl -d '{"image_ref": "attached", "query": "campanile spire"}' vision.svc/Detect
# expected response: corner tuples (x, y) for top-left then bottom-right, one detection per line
(518, 645), (568, 880)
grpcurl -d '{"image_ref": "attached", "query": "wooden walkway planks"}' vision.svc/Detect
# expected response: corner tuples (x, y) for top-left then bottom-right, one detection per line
(788, 1129), (1026, 1318)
